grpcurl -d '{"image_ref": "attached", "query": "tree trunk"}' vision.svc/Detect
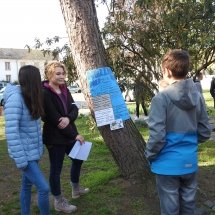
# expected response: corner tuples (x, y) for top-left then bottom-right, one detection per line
(59, 0), (153, 183)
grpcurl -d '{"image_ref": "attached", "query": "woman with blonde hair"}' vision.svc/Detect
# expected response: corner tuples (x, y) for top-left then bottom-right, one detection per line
(42, 61), (89, 213)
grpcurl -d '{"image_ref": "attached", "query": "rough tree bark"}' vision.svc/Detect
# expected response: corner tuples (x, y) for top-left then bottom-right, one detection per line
(59, 0), (153, 184)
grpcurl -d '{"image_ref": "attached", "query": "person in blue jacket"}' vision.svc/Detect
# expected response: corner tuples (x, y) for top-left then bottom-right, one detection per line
(145, 49), (211, 215)
(3, 65), (50, 215)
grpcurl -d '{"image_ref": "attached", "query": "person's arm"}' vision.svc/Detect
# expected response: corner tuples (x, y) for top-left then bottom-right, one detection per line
(4, 95), (28, 169)
(57, 89), (79, 129)
(145, 95), (167, 161)
(42, 90), (65, 126)
(197, 96), (211, 143)
(42, 90), (78, 139)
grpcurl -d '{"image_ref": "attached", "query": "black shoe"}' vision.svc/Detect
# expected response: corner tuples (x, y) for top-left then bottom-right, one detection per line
(212, 128), (215, 132)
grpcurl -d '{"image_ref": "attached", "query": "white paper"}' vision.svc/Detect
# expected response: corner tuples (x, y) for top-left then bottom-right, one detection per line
(94, 108), (115, 127)
(68, 141), (92, 161)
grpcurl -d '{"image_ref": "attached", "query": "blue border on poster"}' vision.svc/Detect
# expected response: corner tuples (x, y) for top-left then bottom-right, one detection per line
(86, 67), (130, 121)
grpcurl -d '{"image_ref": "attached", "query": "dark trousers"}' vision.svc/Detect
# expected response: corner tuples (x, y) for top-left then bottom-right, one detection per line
(47, 144), (83, 197)
(136, 101), (148, 117)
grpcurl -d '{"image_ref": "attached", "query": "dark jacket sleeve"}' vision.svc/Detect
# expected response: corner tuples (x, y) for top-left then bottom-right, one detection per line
(197, 96), (211, 143)
(42, 89), (78, 139)
(210, 79), (215, 98)
(42, 89), (63, 126)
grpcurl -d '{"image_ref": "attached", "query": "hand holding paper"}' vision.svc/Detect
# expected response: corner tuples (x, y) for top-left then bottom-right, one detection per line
(75, 135), (85, 145)
(69, 141), (92, 161)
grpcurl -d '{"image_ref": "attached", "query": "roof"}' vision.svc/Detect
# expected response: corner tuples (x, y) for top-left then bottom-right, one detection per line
(0, 48), (54, 61)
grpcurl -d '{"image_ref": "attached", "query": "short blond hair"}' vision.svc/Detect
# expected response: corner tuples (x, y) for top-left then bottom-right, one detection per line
(44, 61), (67, 80)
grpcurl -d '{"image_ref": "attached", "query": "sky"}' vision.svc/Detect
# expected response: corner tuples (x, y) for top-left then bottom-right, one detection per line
(0, 0), (108, 49)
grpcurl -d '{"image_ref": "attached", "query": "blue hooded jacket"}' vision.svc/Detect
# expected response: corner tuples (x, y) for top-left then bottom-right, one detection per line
(3, 84), (44, 169)
(145, 79), (211, 175)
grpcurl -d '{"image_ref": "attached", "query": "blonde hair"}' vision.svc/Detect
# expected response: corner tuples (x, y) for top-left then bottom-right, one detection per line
(44, 61), (67, 80)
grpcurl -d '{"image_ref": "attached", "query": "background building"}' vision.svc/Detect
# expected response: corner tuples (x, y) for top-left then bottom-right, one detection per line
(0, 48), (53, 83)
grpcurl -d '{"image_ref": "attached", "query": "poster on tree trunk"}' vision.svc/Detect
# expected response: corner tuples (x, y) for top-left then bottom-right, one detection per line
(86, 67), (130, 127)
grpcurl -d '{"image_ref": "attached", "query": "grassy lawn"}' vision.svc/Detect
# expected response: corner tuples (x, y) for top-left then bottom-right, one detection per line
(0, 89), (215, 214)
(0, 114), (155, 215)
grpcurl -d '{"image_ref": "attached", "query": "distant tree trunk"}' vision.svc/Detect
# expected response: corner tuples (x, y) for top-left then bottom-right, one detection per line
(59, 0), (153, 184)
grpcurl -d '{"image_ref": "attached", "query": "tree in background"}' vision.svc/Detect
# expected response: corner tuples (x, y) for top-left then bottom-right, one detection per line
(30, 0), (215, 91)
(26, 37), (78, 85)
(103, 0), (215, 88)
(27, 0), (215, 183)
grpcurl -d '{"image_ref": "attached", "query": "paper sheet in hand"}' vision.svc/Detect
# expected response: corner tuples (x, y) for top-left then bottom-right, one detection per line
(69, 141), (92, 161)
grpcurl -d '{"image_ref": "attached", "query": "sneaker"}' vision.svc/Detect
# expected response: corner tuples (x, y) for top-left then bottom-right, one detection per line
(72, 185), (90, 199)
(54, 197), (77, 213)
(143, 116), (149, 120)
(134, 116), (139, 120)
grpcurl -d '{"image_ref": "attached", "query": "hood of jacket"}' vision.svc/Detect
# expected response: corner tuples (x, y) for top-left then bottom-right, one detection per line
(42, 80), (67, 97)
(3, 83), (21, 104)
(42, 80), (69, 114)
(165, 78), (198, 110)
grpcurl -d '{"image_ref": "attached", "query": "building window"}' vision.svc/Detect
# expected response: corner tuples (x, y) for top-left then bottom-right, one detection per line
(6, 75), (11, 82)
(5, 62), (11, 70)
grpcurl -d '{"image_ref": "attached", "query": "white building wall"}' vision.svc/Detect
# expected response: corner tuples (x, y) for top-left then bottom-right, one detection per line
(0, 59), (46, 83)
(0, 59), (18, 83)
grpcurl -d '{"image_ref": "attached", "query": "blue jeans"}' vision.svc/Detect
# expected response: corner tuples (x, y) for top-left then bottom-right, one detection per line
(156, 172), (197, 215)
(48, 144), (83, 197)
(20, 161), (50, 215)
